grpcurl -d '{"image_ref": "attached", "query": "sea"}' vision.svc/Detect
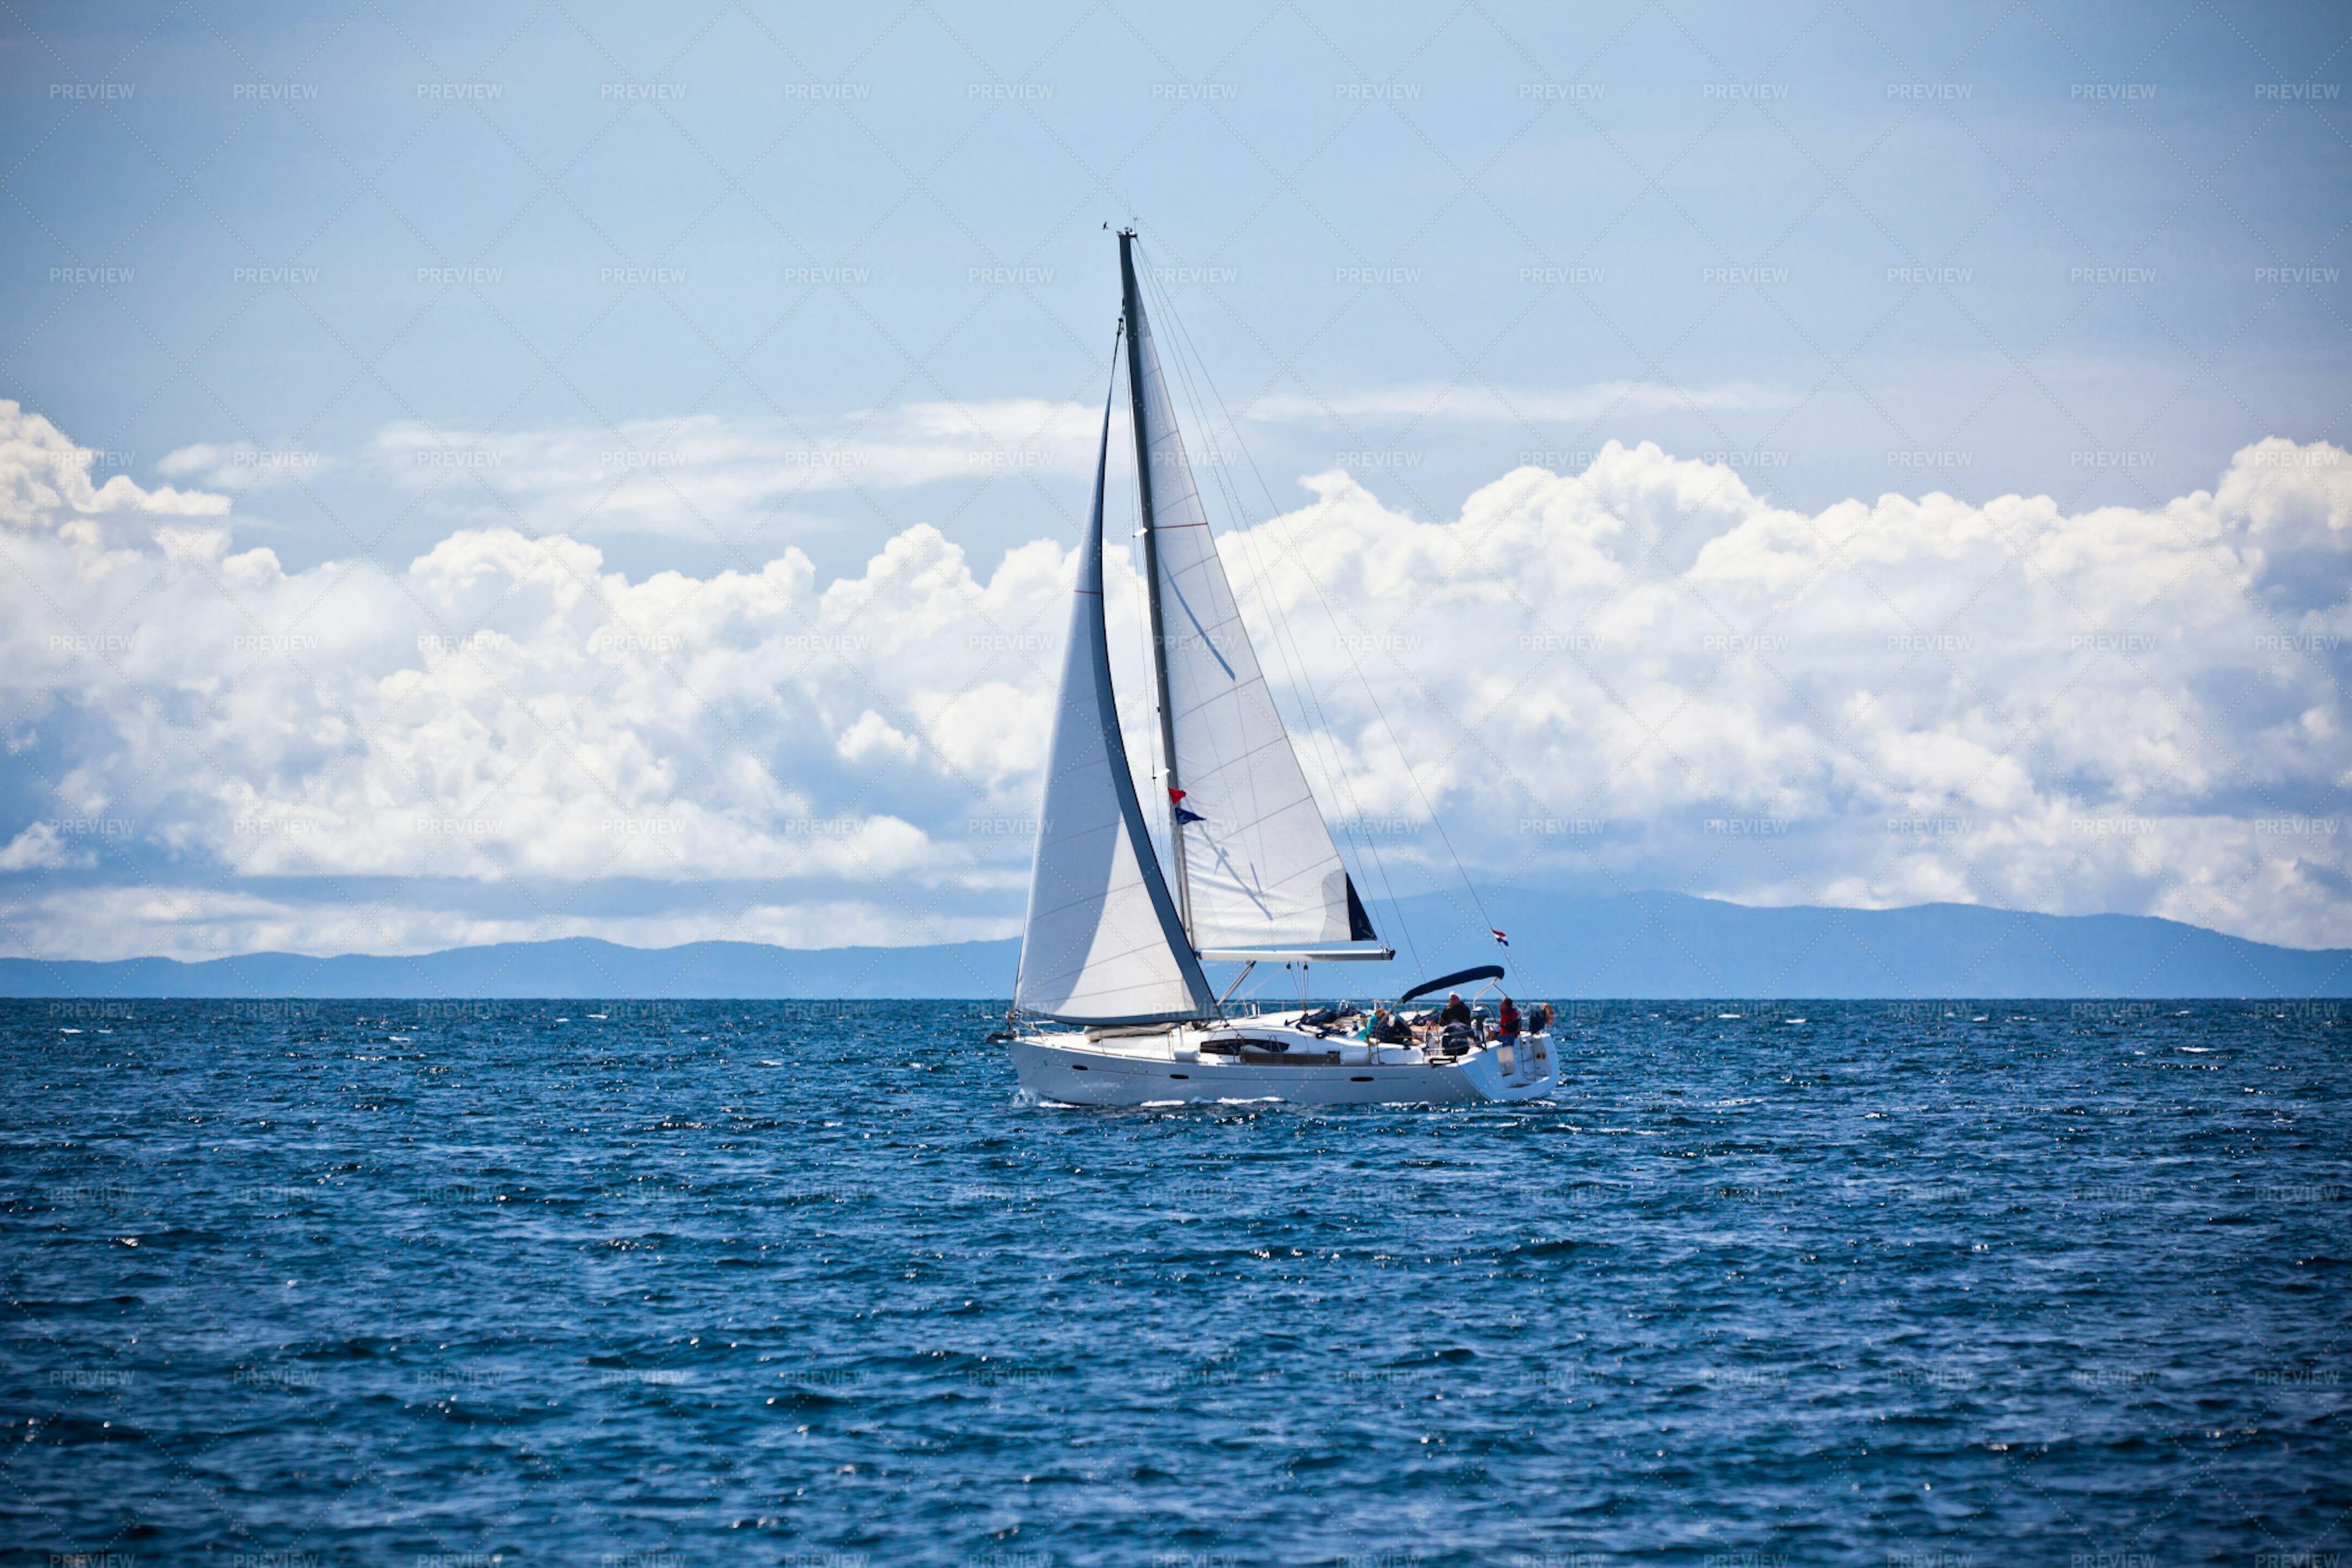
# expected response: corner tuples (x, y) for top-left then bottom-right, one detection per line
(2, 998), (2345, 1567)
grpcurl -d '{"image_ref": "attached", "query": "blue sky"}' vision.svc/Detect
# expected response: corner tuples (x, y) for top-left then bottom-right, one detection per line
(4, 0), (2350, 967)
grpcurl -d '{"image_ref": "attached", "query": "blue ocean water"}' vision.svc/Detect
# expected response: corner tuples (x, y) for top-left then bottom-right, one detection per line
(2, 998), (2345, 1566)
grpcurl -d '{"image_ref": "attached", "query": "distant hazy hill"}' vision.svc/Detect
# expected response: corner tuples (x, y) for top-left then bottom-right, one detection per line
(1390, 889), (2351, 1000)
(1, 892), (2344, 1000)
(0, 936), (1020, 1001)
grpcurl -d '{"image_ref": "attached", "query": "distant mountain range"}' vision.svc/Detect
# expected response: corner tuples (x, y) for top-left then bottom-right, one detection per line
(4, 890), (2345, 1000)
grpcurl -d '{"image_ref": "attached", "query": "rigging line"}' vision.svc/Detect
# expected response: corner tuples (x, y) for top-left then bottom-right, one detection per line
(1138, 258), (1394, 827)
(1142, 263), (1495, 948)
(1135, 260), (1383, 851)
(1136, 255), (1422, 977)
(1138, 257), (1427, 977)
(1136, 254), (1493, 954)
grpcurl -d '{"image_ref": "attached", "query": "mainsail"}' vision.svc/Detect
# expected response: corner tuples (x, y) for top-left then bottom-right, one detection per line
(1012, 356), (1215, 1024)
(1118, 233), (1379, 954)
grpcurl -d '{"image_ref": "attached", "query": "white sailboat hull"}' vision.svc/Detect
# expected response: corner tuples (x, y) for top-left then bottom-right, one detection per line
(1008, 1020), (1558, 1107)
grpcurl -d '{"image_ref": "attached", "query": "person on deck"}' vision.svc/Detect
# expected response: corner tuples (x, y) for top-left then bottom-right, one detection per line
(1498, 997), (1521, 1041)
(1439, 992), (1471, 1027)
(1360, 1005), (1392, 1043)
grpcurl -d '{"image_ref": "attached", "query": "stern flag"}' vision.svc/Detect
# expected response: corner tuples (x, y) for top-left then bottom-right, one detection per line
(1491, 929), (1509, 947)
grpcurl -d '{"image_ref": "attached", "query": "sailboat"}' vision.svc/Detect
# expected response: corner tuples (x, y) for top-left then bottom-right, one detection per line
(1003, 231), (1557, 1107)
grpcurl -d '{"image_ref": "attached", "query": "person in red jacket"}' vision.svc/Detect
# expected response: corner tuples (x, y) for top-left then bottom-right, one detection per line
(1497, 996), (1521, 1041)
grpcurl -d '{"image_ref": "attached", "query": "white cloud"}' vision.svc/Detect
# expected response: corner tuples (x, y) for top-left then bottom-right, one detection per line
(364, 399), (1101, 538)
(0, 823), (85, 872)
(1, 398), (228, 548)
(1245, 380), (1793, 426)
(3, 398), (2349, 957)
(156, 440), (333, 492)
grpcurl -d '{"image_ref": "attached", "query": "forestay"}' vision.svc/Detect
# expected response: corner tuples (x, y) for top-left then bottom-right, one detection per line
(1121, 244), (1379, 952)
(1014, 366), (1215, 1025)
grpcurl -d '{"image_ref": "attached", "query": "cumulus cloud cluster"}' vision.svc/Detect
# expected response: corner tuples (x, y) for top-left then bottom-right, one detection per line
(2, 396), (2346, 959)
(3, 402), (227, 543)
(1236, 438), (2351, 951)
(2, 400), (1084, 957)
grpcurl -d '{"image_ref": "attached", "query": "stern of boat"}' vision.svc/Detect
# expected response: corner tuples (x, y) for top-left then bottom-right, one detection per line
(1458, 1030), (1559, 1100)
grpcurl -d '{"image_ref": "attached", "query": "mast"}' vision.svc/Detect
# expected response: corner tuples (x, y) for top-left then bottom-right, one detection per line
(1119, 227), (1194, 938)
